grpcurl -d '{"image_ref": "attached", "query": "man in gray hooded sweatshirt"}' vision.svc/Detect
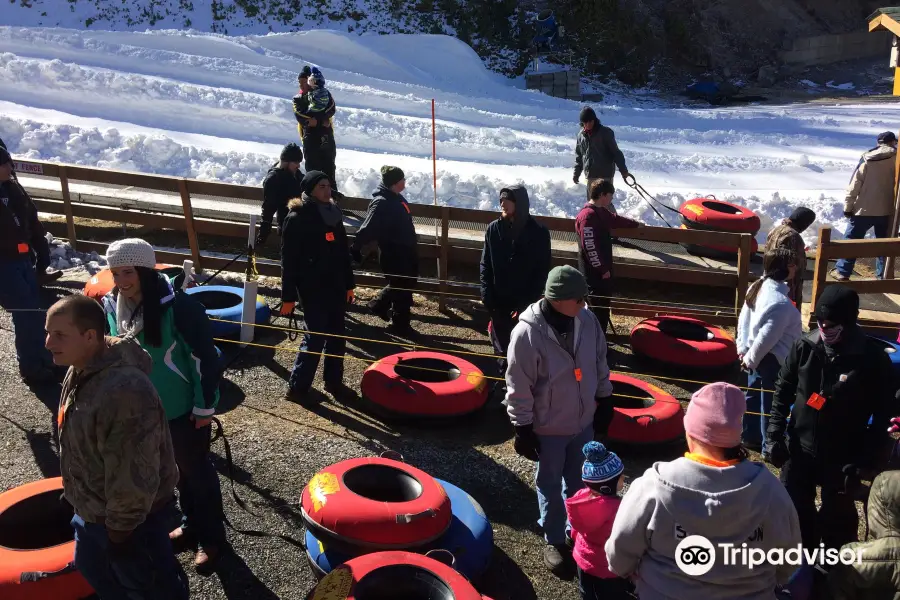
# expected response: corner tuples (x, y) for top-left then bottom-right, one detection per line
(506, 265), (614, 575)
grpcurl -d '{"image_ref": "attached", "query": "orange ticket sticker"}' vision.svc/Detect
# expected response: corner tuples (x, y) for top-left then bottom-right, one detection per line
(325, 232), (335, 242)
(806, 393), (826, 411)
(574, 368), (583, 382)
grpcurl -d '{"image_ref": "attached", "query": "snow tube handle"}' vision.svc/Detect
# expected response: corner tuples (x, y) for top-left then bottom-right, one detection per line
(20, 561), (77, 583)
(380, 450), (404, 462)
(396, 508), (437, 524)
(628, 414), (658, 425)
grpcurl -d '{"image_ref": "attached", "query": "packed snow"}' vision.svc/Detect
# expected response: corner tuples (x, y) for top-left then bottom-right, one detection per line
(0, 26), (896, 252)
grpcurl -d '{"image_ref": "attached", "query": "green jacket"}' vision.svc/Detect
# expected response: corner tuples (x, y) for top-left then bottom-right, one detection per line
(824, 470), (900, 600)
(103, 275), (220, 420)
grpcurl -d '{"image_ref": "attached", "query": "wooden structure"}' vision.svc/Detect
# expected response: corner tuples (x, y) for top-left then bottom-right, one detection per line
(868, 7), (900, 96)
(18, 158), (753, 323)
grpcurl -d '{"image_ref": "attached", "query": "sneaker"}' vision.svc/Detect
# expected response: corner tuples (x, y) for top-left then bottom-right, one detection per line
(194, 544), (222, 576)
(37, 269), (64, 286)
(829, 269), (850, 282)
(543, 543), (571, 577)
(285, 386), (320, 405)
(366, 300), (392, 322)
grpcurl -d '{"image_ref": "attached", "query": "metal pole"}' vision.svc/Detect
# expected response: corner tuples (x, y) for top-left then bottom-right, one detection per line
(432, 99), (440, 283)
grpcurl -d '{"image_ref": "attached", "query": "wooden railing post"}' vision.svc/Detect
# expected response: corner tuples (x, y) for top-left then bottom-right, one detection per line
(735, 233), (752, 312)
(809, 226), (831, 322)
(885, 137), (900, 279)
(58, 165), (77, 251)
(438, 206), (450, 311)
(178, 179), (202, 271)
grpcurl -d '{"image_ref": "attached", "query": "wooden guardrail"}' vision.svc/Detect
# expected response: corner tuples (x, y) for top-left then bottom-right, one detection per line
(16, 158), (753, 322)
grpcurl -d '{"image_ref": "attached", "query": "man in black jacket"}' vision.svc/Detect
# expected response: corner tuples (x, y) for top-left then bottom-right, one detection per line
(352, 166), (418, 332)
(280, 171), (355, 400)
(479, 185), (551, 375)
(0, 146), (57, 383)
(573, 107), (629, 202)
(766, 285), (897, 550)
(257, 143), (304, 245)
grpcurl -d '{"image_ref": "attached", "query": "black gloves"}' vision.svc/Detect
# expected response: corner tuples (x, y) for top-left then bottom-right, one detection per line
(573, 175), (579, 184)
(764, 438), (789, 468)
(594, 396), (614, 440)
(256, 222), (272, 246)
(513, 425), (540, 461)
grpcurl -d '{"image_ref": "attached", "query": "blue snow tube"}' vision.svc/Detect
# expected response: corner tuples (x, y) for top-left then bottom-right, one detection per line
(184, 285), (270, 338)
(868, 336), (900, 375)
(305, 479), (493, 581)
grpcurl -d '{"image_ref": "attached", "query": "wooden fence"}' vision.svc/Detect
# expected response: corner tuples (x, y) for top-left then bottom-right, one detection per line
(17, 159), (754, 324)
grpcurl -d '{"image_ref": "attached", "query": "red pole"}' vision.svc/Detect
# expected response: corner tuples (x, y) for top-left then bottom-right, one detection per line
(431, 98), (438, 207)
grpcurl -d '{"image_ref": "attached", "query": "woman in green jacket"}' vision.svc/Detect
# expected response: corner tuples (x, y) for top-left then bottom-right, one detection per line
(103, 238), (225, 574)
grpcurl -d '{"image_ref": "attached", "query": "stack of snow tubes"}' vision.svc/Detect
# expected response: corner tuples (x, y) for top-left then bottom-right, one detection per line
(679, 196), (760, 258)
(301, 455), (493, 592)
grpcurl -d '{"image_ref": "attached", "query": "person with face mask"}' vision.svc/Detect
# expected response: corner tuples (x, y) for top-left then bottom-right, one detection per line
(766, 284), (898, 550)
(505, 265), (613, 576)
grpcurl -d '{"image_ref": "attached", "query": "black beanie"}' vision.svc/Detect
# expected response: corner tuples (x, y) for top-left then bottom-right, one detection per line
(0, 146), (10, 166)
(280, 142), (303, 163)
(579, 106), (597, 124)
(301, 170), (329, 195)
(297, 65), (312, 82)
(788, 207), (815, 233)
(381, 165), (405, 188)
(815, 284), (859, 327)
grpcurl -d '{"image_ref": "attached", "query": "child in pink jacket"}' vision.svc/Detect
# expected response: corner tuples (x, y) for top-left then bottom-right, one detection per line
(565, 441), (634, 600)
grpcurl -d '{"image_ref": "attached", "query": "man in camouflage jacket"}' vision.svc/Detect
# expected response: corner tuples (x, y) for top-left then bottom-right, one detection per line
(48, 295), (187, 599)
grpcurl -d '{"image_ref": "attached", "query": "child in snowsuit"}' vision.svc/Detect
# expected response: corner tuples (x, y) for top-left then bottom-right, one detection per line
(565, 441), (634, 600)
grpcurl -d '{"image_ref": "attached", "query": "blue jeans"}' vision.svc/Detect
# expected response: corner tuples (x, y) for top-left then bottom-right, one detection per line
(289, 298), (346, 392)
(72, 510), (188, 600)
(169, 415), (226, 548)
(742, 352), (781, 454)
(535, 425), (593, 544)
(0, 258), (53, 376)
(835, 215), (890, 278)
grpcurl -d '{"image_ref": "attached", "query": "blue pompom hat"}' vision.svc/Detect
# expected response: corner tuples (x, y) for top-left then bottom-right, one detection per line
(581, 441), (624, 484)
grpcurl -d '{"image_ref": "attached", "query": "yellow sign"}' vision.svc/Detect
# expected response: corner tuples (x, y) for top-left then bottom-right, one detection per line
(311, 566), (353, 600)
(683, 204), (704, 217)
(309, 472), (340, 512)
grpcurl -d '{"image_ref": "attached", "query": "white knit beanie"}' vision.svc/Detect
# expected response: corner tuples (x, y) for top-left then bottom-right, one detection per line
(106, 238), (156, 270)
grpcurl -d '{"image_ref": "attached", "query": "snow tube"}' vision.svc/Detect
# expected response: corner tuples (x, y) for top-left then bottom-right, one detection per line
(305, 551), (482, 600)
(868, 336), (900, 376)
(83, 263), (180, 302)
(360, 351), (489, 419)
(301, 457), (452, 553)
(608, 374), (685, 445)
(680, 197), (760, 234)
(306, 478), (493, 581)
(680, 224), (759, 257)
(630, 315), (738, 369)
(184, 285), (271, 338)
(0, 478), (94, 600)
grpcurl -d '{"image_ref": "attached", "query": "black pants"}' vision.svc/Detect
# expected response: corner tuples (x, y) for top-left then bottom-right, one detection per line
(168, 415), (226, 548)
(489, 308), (518, 377)
(290, 297), (346, 391)
(577, 568), (635, 600)
(304, 134), (338, 193)
(373, 250), (418, 326)
(588, 278), (613, 334)
(780, 450), (859, 550)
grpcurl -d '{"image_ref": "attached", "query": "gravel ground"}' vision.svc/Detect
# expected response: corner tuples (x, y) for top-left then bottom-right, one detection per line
(0, 270), (873, 599)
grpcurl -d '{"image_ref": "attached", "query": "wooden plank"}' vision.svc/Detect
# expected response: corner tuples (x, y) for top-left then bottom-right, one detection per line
(186, 179), (262, 202)
(64, 164), (181, 192)
(438, 206), (450, 311)
(735, 233), (752, 311)
(13, 160), (59, 177)
(822, 237), (900, 260)
(58, 165), (78, 252)
(818, 277), (900, 295)
(611, 303), (737, 326)
(887, 129), (900, 278)
(178, 179), (203, 270)
(446, 206), (497, 225)
(616, 262), (738, 288)
(810, 226), (832, 315)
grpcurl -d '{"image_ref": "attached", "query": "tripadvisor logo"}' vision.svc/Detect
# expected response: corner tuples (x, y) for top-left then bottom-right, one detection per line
(675, 535), (865, 576)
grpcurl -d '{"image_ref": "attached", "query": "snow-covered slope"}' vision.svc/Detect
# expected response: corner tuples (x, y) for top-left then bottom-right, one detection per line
(0, 26), (895, 245)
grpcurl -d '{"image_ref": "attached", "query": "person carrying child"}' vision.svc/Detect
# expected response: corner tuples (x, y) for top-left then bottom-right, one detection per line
(565, 441), (635, 600)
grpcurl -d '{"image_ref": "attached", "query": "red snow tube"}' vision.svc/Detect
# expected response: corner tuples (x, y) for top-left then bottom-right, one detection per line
(0, 478), (94, 600)
(83, 264), (180, 301)
(608, 374), (685, 445)
(680, 224), (759, 255)
(680, 197), (760, 234)
(300, 457), (452, 552)
(630, 315), (737, 368)
(360, 351), (489, 419)
(305, 551), (481, 600)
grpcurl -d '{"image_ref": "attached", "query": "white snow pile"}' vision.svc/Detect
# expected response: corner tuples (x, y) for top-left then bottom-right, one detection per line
(0, 26), (895, 247)
(46, 234), (107, 273)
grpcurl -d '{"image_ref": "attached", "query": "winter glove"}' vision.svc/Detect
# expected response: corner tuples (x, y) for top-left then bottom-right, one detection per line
(763, 438), (789, 468)
(593, 396), (614, 439)
(842, 464), (865, 500)
(256, 222), (272, 246)
(346, 290), (355, 304)
(513, 425), (540, 461)
(889, 416), (900, 433)
(843, 211), (854, 219)
(280, 302), (296, 317)
(573, 175), (580, 184)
